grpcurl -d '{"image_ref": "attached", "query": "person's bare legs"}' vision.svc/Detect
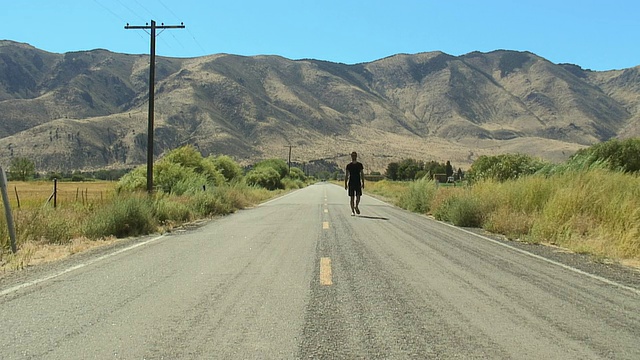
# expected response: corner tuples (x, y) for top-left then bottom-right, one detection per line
(350, 196), (355, 215)
(355, 195), (361, 214)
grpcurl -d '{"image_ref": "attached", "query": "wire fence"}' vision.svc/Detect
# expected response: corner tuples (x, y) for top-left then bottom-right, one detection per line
(7, 181), (116, 209)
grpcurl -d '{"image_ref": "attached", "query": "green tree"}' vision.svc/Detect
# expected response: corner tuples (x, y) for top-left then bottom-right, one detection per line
(397, 159), (423, 180)
(386, 162), (399, 180)
(9, 157), (35, 181)
(445, 160), (454, 178)
(424, 160), (446, 179)
(468, 154), (544, 182)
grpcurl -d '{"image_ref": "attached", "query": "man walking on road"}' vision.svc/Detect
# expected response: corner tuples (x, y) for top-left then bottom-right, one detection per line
(345, 151), (365, 216)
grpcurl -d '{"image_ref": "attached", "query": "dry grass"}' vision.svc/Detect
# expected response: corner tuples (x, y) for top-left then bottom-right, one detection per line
(7, 180), (116, 209)
(0, 181), (118, 276)
(365, 180), (410, 205)
(389, 171), (640, 268)
(0, 180), (281, 277)
(0, 237), (118, 275)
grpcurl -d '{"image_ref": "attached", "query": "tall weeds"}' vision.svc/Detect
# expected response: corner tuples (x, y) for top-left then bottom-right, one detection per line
(422, 169), (640, 261)
(398, 177), (438, 213)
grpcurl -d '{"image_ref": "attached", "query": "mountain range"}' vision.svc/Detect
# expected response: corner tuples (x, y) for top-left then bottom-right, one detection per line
(1, 40), (639, 174)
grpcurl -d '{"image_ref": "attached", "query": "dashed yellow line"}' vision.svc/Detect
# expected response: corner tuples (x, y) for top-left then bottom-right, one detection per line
(323, 221), (329, 229)
(320, 257), (332, 286)
(324, 209), (328, 213)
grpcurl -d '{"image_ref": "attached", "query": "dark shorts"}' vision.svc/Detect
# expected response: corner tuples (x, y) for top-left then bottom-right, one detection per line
(348, 184), (362, 197)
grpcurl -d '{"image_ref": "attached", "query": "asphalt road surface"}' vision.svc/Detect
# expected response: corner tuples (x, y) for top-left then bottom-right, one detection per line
(1, 182), (638, 359)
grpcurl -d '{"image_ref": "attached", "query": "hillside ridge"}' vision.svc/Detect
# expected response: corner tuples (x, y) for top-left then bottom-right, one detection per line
(1, 40), (639, 173)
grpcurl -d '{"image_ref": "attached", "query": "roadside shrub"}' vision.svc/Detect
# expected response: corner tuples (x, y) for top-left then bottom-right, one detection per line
(246, 167), (282, 190)
(170, 172), (209, 196)
(115, 166), (147, 192)
(228, 181), (273, 205)
(190, 190), (234, 216)
(566, 138), (640, 173)
(211, 155), (243, 182)
(154, 161), (193, 194)
(398, 177), (437, 213)
(366, 180), (410, 206)
(433, 193), (483, 227)
(282, 177), (305, 189)
(161, 144), (203, 170)
(153, 196), (193, 225)
(15, 207), (77, 245)
(0, 216), (7, 252)
(254, 159), (289, 179)
(288, 167), (306, 181)
(467, 154), (545, 183)
(83, 194), (156, 239)
(199, 157), (226, 186)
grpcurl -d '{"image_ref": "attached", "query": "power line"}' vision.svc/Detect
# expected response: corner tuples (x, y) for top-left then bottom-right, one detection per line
(116, 0), (146, 23)
(158, 0), (181, 21)
(92, 0), (127, 23)
(93, 0), (147, 42)
(132, 0), (155, 19)
(156, 0), (207, 55)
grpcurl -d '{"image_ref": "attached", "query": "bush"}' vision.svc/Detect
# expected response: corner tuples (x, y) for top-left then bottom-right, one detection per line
(153, 196), (194, 225)
(246, 167), (283, 190)
(467, 154), (545, 182)
(161, 144), (203, 170)
(287, 167), (306, 181)
(154, 161), (196, 194)
(211, 155), (243, 182)
(282, 177), (304, 189)
(567, 138), (640, 173)
(398, 177), (437, 213)
(83, 194), (156, 239)
(433, 194), (483, 227)
(170, 172), (210, 196)
(254, 159), (289, 179)
(115, 166), (147, 192)
(16, 207), (77, 245)
(190, 190), (234, 216)
(199, 157), (226, 186)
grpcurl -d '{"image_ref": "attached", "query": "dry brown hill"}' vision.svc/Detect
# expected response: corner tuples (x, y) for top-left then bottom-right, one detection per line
(1, 40), (638, 174)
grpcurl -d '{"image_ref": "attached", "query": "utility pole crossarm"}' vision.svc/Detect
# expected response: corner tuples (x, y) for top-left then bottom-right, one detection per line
(125, 23), (185, 30)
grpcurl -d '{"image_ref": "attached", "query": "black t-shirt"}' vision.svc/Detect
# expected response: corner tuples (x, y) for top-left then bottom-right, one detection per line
(346, 161), (364, 186)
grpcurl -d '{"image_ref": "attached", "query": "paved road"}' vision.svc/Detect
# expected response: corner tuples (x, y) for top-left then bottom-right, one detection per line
(1, 183), (638, 359)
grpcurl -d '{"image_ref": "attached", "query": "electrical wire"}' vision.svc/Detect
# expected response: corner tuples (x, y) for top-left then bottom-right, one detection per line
(158, 0), (181, 21)
(132, 0), (156, 19)
(92, 0), (146, 41)
(115, 0), (147, 23)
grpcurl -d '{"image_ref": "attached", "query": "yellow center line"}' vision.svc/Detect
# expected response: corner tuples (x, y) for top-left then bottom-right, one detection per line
(320, 257), (332, 286)
(324, 209), (328, 213)
(322, 221), (329, 229)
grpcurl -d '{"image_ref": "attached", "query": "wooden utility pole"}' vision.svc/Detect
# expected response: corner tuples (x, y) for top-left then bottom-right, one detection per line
(125, 20), (185, 193)
(0, 166), (17, 253)
(284, 145), (296, 175)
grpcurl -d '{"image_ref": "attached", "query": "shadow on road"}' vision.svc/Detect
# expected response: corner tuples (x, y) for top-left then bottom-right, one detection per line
(357, 215), (389, 220)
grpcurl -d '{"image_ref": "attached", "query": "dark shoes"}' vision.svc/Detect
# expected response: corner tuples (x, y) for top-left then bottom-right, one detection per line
(355, 207), (360, 215)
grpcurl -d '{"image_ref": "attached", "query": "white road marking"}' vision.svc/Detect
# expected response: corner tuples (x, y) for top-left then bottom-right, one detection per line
(1, 235), (166, 297)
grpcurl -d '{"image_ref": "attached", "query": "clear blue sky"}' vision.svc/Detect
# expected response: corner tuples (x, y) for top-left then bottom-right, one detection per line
(2, 0), (638, 71)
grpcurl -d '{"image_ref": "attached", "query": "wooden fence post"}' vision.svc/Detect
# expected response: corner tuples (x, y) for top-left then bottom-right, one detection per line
(0, 166), (17, 253)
